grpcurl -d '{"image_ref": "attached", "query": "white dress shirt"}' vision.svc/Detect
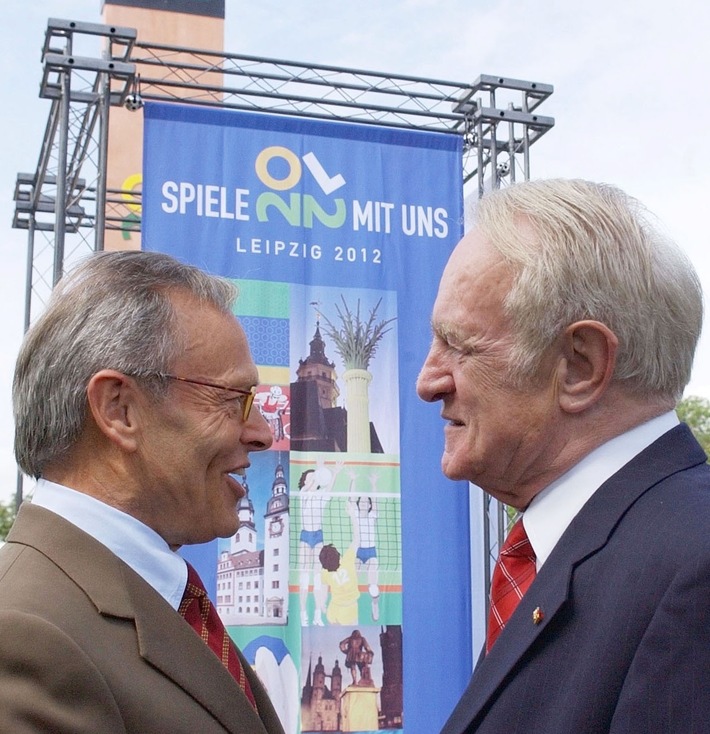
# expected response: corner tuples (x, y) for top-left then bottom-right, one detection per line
(523, 411), (679, 571)
(31, 478), (187, 610)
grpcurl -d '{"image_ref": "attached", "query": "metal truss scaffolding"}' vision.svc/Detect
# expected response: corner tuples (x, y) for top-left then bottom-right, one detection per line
(12, 17), (555, 604)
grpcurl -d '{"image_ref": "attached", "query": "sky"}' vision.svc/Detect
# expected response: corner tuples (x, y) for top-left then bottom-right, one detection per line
(1, 0), (709, 505)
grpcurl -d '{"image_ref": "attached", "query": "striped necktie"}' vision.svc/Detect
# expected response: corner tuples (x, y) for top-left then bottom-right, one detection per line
(179, 562), (258, 710)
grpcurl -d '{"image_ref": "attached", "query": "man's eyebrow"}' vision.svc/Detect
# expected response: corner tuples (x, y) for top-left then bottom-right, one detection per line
(432, 321), (480, 352)
(431, 321), (459, 342)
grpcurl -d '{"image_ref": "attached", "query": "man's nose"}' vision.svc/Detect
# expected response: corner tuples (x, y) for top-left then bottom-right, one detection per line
(243, 407), (273, 451)
(416, 350), (454, 403)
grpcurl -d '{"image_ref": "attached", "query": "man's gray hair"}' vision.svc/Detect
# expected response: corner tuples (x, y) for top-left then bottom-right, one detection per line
(472, 179), (703, 400)
(13, 250), (237, 478)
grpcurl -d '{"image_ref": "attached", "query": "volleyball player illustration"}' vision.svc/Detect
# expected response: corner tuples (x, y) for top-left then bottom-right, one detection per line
(298, 459), (343, 626)
(347, 472), (381, 621)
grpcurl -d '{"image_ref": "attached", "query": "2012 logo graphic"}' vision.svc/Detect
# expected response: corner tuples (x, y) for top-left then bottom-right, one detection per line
(255, 146), (347, 230)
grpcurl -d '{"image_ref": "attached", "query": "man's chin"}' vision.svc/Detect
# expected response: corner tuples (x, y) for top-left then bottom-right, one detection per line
(184, 517), (240, 545)
(441, 456), (469, 483)
(217, 518), (240, 539)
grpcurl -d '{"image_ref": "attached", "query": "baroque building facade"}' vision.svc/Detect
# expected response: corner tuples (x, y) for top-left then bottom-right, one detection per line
(217, 463), (290, 624)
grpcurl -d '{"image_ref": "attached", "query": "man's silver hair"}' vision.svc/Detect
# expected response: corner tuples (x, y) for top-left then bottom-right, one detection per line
(13, 250), (237, 478)
(472, 179), (703, 400)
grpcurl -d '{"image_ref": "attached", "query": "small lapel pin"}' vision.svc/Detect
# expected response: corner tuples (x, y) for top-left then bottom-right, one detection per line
(532, 607), (544, 625)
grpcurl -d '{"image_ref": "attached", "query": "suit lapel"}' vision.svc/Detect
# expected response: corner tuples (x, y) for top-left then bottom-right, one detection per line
(8, 504), (270, 734)
(126, 573), (269, 732)
(441, 424), (706, 734)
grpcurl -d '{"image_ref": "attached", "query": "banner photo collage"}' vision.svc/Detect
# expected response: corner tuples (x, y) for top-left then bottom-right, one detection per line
(143, 102), (472, 733)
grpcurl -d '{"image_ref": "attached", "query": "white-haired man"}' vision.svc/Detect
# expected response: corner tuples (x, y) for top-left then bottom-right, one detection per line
(418, 179), (710, 733)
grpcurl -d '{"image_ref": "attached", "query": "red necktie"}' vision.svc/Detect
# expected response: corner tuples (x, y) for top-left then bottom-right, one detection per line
(486, 518), (537, 653)
(179, 563), (258, 710)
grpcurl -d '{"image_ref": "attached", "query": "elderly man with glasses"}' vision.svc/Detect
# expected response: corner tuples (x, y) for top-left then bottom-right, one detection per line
(0, 251), (285, 734)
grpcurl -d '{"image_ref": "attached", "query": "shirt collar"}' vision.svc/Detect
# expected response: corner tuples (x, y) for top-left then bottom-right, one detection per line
(32, 478), (187, 609)
(523, 411), (679, 570)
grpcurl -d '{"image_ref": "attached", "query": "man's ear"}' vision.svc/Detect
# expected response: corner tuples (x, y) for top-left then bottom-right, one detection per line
(85, 370), (141, 452)
(557, 320), (618, 414)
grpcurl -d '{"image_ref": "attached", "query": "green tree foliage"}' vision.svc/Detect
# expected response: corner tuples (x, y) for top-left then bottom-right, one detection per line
(0, 498), (16, 542)
(676, 395), (710, 461)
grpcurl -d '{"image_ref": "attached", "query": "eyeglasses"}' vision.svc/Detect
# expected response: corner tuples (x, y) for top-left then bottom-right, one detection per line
(137, 372), (257, 421)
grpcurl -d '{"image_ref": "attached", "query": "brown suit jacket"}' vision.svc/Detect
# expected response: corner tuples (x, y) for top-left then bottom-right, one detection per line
(0, 502), (285, 734)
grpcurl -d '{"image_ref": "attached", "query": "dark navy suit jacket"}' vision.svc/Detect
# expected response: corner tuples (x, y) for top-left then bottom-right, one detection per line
(441, 424), (710, 734)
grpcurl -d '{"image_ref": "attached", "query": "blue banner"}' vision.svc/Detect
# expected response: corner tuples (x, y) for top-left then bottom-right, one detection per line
(143, 102), (471, 733)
